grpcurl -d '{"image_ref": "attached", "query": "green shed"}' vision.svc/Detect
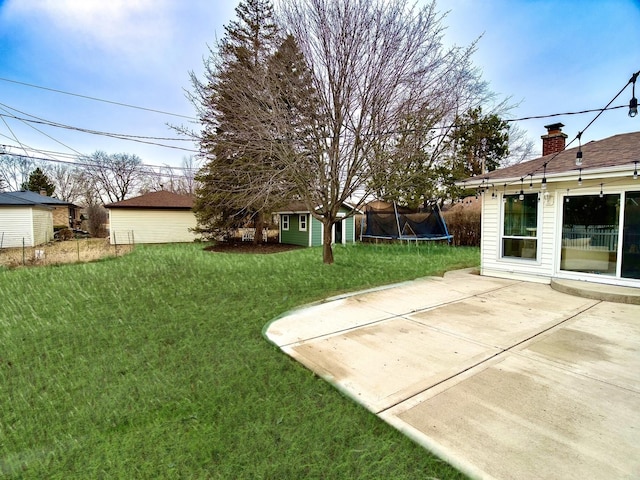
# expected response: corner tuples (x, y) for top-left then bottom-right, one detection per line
(276, 202), (359, 247)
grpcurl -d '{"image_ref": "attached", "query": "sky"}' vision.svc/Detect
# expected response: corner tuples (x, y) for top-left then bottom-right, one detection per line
(0, 0), (639, 172)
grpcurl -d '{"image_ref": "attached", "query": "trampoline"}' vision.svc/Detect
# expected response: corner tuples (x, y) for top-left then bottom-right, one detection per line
(361, 201), (453, 243)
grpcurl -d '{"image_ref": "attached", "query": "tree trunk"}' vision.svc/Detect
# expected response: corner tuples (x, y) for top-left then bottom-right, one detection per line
(322, 219), (334, 264)
(253, 212), (264, 244)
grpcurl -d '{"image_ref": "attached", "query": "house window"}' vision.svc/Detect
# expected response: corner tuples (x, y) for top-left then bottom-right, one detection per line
(502, 193), (538, 259)
(282, 215), (289, 231)
(299, 214), (307, 232)
(560, 194), (618, 275)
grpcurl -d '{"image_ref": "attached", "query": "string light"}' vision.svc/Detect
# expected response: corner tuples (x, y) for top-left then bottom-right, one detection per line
(575, 131), (583, 166)
(529, 174), (533, 189)
(630, 72), (638, 118)
(541, 163), (547, 190)
(578, 168), (583, 186)
(599, 183), (604, 198)
(565, 189), (570, 202)
(519, 178), (524, 200)
(634, 161), (638, 180)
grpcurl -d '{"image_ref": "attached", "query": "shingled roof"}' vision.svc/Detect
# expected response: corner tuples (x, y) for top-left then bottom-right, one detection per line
(0, 190), (75, 206)
(105, 191), (194, 209)
(463, 131), (640, 186)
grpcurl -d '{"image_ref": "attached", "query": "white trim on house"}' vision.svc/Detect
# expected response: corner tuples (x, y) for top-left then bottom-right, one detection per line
(299, 214), (307, 232)
(281, 214), (289, 231)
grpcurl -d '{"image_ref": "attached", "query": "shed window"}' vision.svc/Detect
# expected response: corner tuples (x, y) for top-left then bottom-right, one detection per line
(502, 193), (538, 259)
(299, 214), (307, 231)
(282, 215), (289, 231)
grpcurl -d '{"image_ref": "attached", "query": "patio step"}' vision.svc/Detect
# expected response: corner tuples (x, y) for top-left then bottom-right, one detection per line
(550, 278), (640, 305)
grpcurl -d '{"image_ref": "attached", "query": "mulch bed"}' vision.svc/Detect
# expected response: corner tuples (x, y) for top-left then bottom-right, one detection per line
(204, 241), (303, 254)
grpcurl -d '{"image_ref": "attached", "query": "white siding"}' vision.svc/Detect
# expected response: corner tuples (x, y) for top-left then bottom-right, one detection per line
(32, 207), (54, 246)
(481, 178), (640, 287)
(481, 191), (552, 283)
(0, 207), (34, 247)
(109, 209), (198, 244)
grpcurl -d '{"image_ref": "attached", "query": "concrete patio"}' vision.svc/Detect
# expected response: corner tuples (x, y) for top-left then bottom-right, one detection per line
(264, 269), (640, 480)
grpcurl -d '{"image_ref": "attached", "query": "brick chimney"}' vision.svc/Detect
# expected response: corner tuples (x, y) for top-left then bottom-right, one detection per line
(541, 123), (567, 156)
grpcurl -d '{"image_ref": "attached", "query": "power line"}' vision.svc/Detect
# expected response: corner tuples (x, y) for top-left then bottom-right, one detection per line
(0, 102), (195, 142)
(1, 144), (201, 174)
(0, 76), (197, 120)
(0, 113), (200, 153)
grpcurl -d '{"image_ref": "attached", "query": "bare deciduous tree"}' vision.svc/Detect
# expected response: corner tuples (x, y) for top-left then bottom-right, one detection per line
(0, 154), (37, 191)
(83, 151), (145, 203)
(49, 164), (85, 203)
(278, 0), (488, 263)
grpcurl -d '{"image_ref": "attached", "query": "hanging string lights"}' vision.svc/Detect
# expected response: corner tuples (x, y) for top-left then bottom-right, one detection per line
(630, 72), (638, 117)
(575, 131), (583, 166)
(519, 178), (525, 200)
(634, 161), (638, 180)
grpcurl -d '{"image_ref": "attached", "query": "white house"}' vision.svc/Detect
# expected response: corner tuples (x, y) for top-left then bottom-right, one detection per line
(460, 124), (640, 288)
(0, 192), (54, 247)
(105, 191), (198, 244)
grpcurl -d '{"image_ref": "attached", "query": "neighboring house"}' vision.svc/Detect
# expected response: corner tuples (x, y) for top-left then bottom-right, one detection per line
(275, 202), (360, 247)
(461, 123), (640, 288)
(105, 191), (198, 244)
(5, 190), (80, 228)
(0, 192), (54, 248)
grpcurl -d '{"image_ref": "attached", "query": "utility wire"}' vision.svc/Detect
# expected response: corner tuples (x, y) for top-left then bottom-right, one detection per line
(0, 113), (199, 153)
(0, 76), (197, 120)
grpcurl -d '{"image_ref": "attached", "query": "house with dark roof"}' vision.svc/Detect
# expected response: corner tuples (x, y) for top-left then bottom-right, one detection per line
(460, 124), (640, 288)
(104, 191), (199, 244)
(6, 190), (80, 228)
(0, 191), (54, 247)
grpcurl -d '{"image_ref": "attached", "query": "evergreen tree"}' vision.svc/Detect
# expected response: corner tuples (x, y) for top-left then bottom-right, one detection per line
(451, 107), (509, 176)
(22, 167), (55, 197)
(192, 0), (285, 243)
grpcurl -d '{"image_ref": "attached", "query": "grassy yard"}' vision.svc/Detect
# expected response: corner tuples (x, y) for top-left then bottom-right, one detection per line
(0, 242), (478, 479)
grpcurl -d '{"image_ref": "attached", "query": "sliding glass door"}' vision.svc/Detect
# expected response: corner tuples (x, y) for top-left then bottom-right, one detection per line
(560, 190), (640, 280)
(622, 191), (640, 279)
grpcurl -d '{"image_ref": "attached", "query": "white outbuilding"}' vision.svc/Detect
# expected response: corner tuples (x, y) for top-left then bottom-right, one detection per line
(105, 191), (199, 244)
(0, 192), (54, 248)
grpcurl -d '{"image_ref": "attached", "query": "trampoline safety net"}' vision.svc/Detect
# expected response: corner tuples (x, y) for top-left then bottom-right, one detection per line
(362, 204), (452, 242)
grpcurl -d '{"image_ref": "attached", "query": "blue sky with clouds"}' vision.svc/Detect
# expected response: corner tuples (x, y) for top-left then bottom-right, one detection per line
(0, 0), (638, 169)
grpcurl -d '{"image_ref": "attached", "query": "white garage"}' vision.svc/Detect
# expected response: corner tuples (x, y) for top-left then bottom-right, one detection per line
(0, 192), (54, 248)
(105, 191), (198, 244)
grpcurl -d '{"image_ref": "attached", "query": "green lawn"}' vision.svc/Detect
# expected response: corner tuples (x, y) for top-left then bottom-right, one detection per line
(0, 242), (478, 479)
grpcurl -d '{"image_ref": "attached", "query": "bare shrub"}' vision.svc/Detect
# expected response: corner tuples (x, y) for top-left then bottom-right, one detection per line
(443, 208), (481, 247)
(86, 205), (108, 237)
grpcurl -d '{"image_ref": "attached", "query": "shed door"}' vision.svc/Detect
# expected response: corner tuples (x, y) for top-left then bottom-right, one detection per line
(334, 221), (343, 244)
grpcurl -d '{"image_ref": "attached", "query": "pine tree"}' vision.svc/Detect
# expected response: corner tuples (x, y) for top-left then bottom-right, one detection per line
(192, 0), (283, 243)
(22, 167), (55, 197)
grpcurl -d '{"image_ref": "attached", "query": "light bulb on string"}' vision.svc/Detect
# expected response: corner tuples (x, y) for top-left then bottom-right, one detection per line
(630, 73), (638, 117)
(518, 178), (524, 201)
(578, 168), (582, 186)
(529, 174), (533, 190)
(634, 161), (638, 180)
(541, 163), (547, 190)
(599, 183), (604, 198)
(575, 132), (583, 166)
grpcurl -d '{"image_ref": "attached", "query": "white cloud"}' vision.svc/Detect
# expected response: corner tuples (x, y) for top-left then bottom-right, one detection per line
(4, 0), (174, 57)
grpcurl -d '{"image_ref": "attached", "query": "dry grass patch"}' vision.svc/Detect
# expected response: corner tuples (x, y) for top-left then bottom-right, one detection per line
(0, 238), (133, 268)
